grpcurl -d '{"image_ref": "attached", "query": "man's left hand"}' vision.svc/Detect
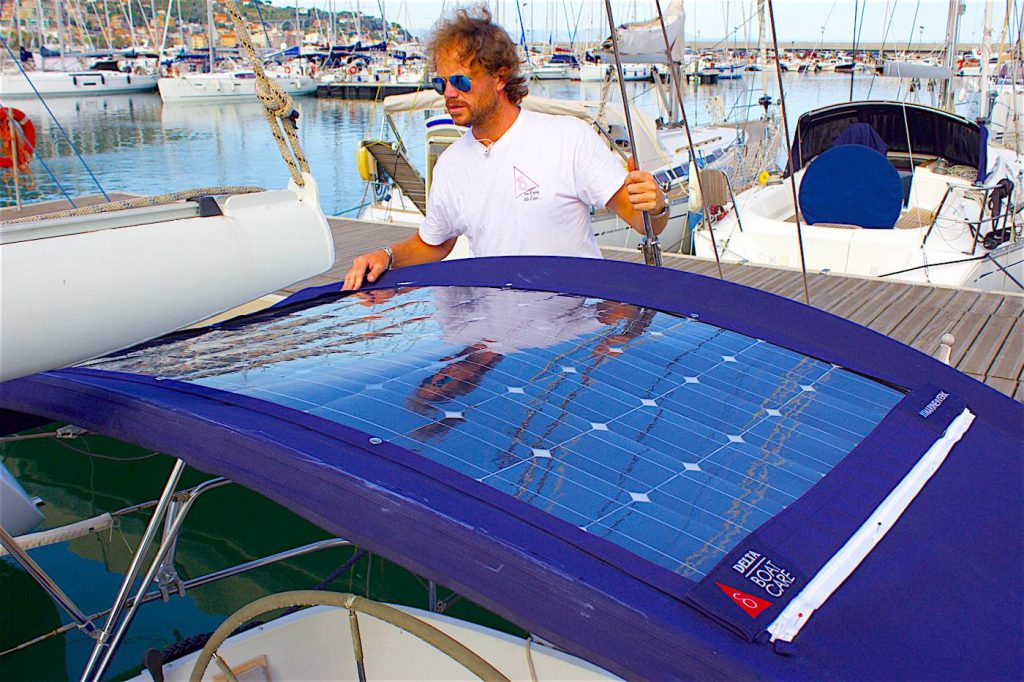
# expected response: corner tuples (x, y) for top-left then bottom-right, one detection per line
(625, 156), (666, 214)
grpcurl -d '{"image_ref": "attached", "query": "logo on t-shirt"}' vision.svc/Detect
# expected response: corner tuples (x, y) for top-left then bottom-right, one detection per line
(513, 167), (540, 202)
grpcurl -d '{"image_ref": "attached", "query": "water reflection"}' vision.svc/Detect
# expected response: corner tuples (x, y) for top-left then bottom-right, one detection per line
(5, 74), (905, 213)
(85, 284), (901, 580)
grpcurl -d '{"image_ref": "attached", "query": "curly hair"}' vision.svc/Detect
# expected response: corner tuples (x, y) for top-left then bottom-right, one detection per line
(427, 5), (529, 106)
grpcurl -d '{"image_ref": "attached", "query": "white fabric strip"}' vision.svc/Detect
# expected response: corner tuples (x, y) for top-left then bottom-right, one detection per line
(768, 408), (975, 643)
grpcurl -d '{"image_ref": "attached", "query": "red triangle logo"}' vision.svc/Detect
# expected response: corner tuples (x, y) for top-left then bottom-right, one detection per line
(716, 582), (773, 619)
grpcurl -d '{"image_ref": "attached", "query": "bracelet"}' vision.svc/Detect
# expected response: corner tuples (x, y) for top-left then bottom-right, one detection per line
(378, 245), (394, 271)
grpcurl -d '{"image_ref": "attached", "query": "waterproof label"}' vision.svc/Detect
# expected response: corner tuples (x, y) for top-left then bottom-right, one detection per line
(902, 385), (965, 434)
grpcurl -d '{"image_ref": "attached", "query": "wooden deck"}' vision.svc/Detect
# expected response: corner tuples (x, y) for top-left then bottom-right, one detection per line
(3, 196), (1020, 402)
(298, 217), (1024, 402)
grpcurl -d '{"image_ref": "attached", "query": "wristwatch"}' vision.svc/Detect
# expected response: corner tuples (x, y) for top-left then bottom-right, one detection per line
(649, 195), (670, 219)
(378, 245), (395, 271)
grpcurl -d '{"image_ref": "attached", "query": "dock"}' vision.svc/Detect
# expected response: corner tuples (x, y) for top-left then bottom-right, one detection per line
(1, 198), (1020, 402)
(284, 217), (1024, 402)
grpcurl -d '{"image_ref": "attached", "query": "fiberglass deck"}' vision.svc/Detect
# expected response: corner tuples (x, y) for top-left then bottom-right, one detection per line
(283, 217), (1024, 402)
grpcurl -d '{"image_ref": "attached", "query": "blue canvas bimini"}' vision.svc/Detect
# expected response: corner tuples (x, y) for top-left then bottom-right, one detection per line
(1, 257), (1020, 680)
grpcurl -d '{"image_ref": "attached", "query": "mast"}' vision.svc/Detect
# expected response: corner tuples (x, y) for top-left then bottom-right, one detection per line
(56, 0), (67, 60)
(207, 0), (215, 72)
(34, 0), (45, 54)
(177, 0), (185, 51)
(758, 0), (769, 97)
(127, 0), (137, 49)
(103, 0), (115, 50)
(14, 0), (22, 48)
(158, 0), (174, 53)
(980, 0), (993, 119)
(939, 0), (963, 112)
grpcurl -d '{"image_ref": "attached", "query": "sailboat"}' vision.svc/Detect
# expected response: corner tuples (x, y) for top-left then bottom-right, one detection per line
(0, 0), (158, 98)
(356, 90), (741, 253)
(157, 0), (316, 102)
(0, 2), (336, 382)
(693, 0), (1024, 294)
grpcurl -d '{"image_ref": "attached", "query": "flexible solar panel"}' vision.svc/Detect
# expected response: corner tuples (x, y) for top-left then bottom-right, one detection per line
(87, 286), (903, 579)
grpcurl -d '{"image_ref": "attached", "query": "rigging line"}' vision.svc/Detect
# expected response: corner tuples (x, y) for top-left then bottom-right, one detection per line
(13, 125), (78, 207)
(0, 37), (109, 201)
(765, 0), (810, 305)
(849, 0), (858, 101)
(652, 0), (724, 279)
(692, 10), (760, 54)
(849, 0), (867, 101)
(866, 0), (899, 99)
(252, 0), (272, 51)
(602, 0), (661, 267)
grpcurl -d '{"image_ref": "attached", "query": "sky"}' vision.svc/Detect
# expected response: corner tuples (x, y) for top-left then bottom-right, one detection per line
(269, 0), (1017, 44)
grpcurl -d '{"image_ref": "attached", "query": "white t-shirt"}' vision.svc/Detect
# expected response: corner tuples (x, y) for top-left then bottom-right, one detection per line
(419, 108), (627, 259)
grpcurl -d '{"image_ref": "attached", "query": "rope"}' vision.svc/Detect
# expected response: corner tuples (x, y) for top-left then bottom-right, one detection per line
(653, 0), (724, 279)
(221, 0), (310, 188)
(0, 35), (109, 202)
(189, 591), (511, 682)
(0, 186), (263, 224)
(766, 0), (811, 306)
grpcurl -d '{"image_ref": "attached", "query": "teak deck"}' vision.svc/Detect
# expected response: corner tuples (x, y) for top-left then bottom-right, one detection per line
(284, 217), (1024, 402)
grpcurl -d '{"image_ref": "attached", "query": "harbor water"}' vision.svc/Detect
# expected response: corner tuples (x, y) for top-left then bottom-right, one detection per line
(3, 71), (919, 681)
(2, 72), (911, 214)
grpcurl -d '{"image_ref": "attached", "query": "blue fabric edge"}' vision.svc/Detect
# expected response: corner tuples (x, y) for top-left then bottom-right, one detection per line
(684, 384), (966, 641)
(0, 368), (755, 679)
(63, 366), (690, 599)
(1, 256), (1020, 677)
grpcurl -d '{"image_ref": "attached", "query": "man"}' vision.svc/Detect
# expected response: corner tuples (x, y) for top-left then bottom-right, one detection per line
(343, 6), (668, 291)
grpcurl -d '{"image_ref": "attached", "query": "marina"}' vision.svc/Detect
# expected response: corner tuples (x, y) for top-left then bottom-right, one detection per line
(311, 217), (1024, 402)
(1, 0), (1023, 679)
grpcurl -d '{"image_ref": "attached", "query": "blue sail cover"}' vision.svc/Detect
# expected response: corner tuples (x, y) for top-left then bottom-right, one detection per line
(0, 257), (1020, 680)
(799, 145), (904, 228)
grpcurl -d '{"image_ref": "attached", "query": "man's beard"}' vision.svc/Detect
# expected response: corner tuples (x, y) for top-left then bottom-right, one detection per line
(450, 90), (500, 128)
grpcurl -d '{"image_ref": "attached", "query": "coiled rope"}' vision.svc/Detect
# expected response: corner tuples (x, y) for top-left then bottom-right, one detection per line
(222, 0), (311, 188)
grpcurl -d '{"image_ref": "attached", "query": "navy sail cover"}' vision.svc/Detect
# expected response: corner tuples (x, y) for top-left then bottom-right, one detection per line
(86, 285), (902, 580)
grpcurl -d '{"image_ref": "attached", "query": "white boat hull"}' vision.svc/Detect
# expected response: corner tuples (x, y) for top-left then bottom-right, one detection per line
(0, 178), (335, 381)
(0, 462), (43, 537)
(136, 604), (617, 681)
(692, 164), (1024, 293)
(158, 73), (318, 102)
(359, 190), (695, 254)
(0, 71), (157, 97)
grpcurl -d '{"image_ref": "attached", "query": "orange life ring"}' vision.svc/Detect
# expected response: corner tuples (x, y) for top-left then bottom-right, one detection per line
(284, 65), (291, 74)
(348, 65), (358, 75)
(0, 108), (35, 169)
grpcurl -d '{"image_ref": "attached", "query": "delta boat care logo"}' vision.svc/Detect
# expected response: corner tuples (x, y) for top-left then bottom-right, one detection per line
(715, 583), (773, 619)
(717, 549), (797, 618)
(514, 167), (540, 202)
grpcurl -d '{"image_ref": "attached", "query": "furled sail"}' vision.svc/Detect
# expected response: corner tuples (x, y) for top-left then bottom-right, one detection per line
(598, 0), (686, 64)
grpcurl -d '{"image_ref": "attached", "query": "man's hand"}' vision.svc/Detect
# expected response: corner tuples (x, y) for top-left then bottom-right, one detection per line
(341, 234), (458, 291)
(343, 248), (390, 291)
(625, 156), (666, 214)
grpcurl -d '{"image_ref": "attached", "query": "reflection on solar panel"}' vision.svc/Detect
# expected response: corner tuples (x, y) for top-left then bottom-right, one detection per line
(88, 286), (904, 579)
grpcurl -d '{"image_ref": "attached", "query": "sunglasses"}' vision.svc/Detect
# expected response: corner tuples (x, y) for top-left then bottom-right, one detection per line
(431, 74), (472, 95)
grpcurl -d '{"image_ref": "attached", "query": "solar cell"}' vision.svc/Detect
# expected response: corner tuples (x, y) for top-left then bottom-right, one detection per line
(86, 286), (903, 579)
